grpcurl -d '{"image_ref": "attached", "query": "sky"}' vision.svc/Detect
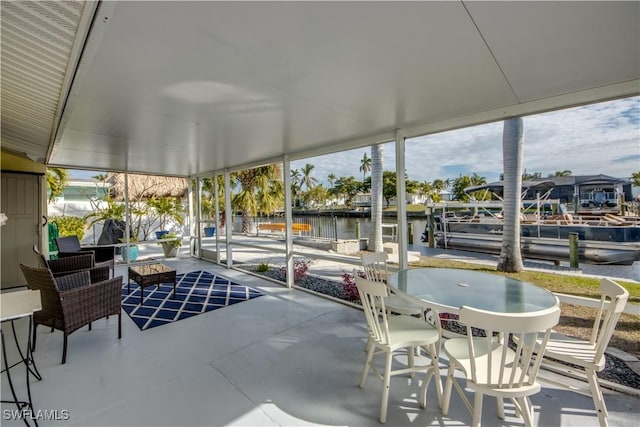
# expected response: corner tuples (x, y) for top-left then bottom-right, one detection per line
(291, 96), (640, 186)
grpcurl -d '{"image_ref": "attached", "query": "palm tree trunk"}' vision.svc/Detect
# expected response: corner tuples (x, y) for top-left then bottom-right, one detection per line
(369, 144), (384, 252)
(497, 118), (525, 272)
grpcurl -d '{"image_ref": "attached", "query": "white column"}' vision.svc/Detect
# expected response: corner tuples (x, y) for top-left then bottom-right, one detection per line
(214, 175), (221, 264)
(190, 178), (199, 258)
(283, 156), (294, 288)
(124, 172), (131, 266)
(395, 131), (408, 270)
(224, 170), (233, 268)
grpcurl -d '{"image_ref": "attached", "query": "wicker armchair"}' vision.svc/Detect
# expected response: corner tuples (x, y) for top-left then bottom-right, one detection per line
(55, 236), (115, 277)
(20, 264), (123, 364)
(45, 253), (110, 283)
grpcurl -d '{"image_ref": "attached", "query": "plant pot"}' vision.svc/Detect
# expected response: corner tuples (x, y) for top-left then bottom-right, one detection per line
(121, 245), (139, 262)
(155, 230), (169, 239)
(161, 242), (179, 258)
(204, 226), (216, 237)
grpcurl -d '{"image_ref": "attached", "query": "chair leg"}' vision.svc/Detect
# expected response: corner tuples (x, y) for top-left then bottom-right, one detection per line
(62, 334), (68, 364)
(359, 343), (375, 389)
(441, 363), (456, 416)
(586, 368), (609, 427)
(118, 312), (122, 339)
(380, 350), (393, 424)
(32, 323), (38, 352)
(471, 392), (483, 427)
(497, 397), (505, 419)
(517, 396), (534, 427)
(408, 346), (415, 379)
(88, 322), (92, 331)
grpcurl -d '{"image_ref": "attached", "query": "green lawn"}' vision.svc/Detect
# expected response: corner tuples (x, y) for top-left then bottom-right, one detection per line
(408, 257), (640, 302)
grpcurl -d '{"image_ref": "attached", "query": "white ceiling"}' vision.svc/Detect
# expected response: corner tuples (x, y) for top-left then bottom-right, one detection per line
(2, 1), (639, 177)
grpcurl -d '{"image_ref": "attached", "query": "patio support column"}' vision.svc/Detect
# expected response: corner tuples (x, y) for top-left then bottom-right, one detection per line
(191, 178), (199, 258)
(124, 172), (131, 266)
(395, 130), (408, 270)
(214, 175), (221, 264)
(224, 169), (233, 268)
(283, 156), (294, 288)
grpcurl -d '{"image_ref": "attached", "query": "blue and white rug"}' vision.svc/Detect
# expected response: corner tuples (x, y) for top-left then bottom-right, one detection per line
(121, 270), (264, 330)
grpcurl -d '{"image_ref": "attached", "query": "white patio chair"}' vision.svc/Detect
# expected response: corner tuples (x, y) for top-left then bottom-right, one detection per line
(537, 278), (629, 427)
(360, 252), (425, 316)
(441, 305), (560, 427)
(355, 277), (443, 424)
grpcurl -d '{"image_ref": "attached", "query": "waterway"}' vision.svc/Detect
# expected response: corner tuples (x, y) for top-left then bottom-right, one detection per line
(238, 215), (639, 282)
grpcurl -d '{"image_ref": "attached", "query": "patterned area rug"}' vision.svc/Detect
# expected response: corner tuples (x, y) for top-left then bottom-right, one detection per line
(121, 270), (264, 330)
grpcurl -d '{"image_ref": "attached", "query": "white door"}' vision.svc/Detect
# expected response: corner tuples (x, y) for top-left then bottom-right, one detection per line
(1, 172), (42, 289)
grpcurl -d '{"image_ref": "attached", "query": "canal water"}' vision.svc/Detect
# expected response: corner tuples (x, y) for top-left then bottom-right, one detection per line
(239, 215), (638, 281)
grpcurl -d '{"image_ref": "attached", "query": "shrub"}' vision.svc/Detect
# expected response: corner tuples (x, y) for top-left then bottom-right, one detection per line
(279, 259), (310, 283)
(342, 269), (365, 302)
(256, 262), (270, 273)
(51, 216), (86, 240)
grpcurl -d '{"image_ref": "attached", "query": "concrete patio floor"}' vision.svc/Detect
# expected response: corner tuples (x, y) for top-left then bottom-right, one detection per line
(2, 256), (638, 426)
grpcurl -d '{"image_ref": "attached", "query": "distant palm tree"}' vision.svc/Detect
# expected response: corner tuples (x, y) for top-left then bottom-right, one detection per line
(300, 163), (318, 190)
(631, 171), (640, 187)
(327, 173), (337, 189)
(360, 152), (372, 180)
(552, 170), (572, 177)
(369, 146), (383, 252)
(497, 118), (525, 273)
(290, 169), (301, 186)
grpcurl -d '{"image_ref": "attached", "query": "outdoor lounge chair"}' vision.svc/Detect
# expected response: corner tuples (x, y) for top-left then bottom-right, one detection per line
(55, 235), (115, 277)
(20, 264), (123, 364)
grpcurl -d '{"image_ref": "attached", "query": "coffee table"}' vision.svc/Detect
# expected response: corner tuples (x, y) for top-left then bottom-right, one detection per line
(128, 263), (177, 305)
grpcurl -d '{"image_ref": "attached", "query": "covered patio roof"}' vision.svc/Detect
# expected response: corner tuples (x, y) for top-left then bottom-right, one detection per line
(1, 1), (639, 176)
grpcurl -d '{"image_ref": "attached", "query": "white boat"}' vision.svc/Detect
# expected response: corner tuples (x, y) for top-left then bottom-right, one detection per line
(424, 201), (640, 265)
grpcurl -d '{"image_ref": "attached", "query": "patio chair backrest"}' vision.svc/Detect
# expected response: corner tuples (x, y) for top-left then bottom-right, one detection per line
(20, 264), (64, 323)
(355, 277), (391, 346)
(590, 278), (629, 364)
(459, 305), (560, 390)
(361, 252), (389, 283)
(55, 236), (82, 252)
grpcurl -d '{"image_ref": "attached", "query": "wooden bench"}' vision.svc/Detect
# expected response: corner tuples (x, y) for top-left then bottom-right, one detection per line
(257, 223), (312, 235)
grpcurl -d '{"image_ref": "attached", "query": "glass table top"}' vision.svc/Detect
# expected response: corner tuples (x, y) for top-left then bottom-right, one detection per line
(388, 268), (557, 314)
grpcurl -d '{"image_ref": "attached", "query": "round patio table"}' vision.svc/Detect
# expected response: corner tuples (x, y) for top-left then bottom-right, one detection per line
(387, 268), (558, 314)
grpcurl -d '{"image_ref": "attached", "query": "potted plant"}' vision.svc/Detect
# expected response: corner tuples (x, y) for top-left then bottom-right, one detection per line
(147, 196), (185, 239)
(158, 232), (182, 258)
(201, 197), (216, 237)
(120, 237), (139, 262)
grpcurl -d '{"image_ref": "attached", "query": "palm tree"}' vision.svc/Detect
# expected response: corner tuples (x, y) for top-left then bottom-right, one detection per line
(631, 171), (640, 187)
(360, 152), (372, 180)
(551, 170), (572, 177)
(232, 164), (283, 233)
(300, 163), (318, 190)
(327, 173), (337, 189)
(46, 167), (69, 202)
(369, 145), (384, 252)
(497, 118), (525, 273)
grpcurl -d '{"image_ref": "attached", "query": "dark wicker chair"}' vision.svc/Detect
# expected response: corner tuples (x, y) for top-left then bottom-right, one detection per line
(45, 253), (112, 283)
(55, 236), (116, 277)
(20, 264), (123, 364)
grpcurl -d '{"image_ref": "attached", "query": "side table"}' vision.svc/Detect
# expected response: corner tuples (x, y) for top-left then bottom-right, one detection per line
(1, 289), (42, 426)
(128, 263), (177, 305)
